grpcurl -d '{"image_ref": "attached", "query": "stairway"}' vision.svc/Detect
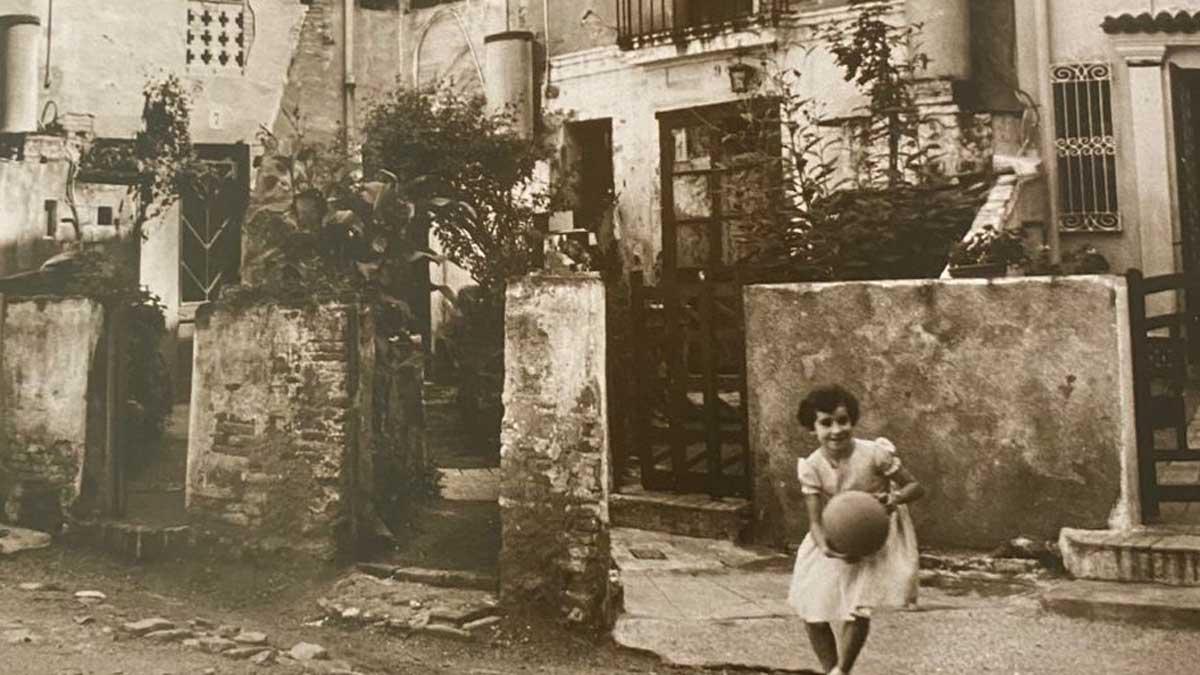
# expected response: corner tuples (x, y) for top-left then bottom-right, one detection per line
(1059, 527), (1200, 586)
(610, 484), (751, 543)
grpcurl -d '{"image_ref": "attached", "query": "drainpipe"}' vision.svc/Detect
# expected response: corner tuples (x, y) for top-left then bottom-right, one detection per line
(343, 0), (356, 152)
(43, 0), (52, 88)
(542, 0), (550, 96)
(1035, 0), (1061, 263)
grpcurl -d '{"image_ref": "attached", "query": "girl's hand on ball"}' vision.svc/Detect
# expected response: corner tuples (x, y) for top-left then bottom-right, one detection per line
(822, 546), (858, 563)
(874, 491), (896, 513)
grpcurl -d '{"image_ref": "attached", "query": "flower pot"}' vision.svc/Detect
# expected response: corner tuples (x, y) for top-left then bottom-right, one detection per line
(948, 262), (1007, 279)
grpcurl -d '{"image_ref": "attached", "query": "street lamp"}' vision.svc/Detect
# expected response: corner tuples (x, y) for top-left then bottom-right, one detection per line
(727, 62), (758, 94)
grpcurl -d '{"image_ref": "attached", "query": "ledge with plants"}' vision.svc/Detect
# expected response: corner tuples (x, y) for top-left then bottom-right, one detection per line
(946, 225), (1029, 278)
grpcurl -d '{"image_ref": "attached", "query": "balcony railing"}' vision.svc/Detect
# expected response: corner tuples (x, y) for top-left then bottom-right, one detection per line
(616, 0), (792, 49)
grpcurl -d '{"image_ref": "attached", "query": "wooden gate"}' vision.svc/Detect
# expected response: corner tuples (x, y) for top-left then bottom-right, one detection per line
(630, 272), (750, 497)
(1127, 268), (1200, 522)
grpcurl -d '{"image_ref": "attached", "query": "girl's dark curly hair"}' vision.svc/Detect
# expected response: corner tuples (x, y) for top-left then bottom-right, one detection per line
(796, 384), (861, 431)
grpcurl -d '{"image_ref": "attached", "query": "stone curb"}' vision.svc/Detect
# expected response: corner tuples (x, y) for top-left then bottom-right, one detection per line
(1040, 580), (1200, 630)
(355, 563), (498, 591)
(64, 519), (315, 563)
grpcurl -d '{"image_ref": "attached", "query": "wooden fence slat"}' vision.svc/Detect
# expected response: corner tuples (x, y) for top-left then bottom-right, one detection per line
(1128, 268), (1162, 522)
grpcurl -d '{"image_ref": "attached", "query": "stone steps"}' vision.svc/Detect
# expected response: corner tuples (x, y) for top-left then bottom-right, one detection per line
(1059, 527), (1200, 586)
(1041, 579), (1200, 629)
(610, 490), (750, 543)
(356, 562), (498, 591)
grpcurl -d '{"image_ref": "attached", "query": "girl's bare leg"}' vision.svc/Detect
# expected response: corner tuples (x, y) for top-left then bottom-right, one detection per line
(838, 617), (870, 673)
(804, 622), (839, 672)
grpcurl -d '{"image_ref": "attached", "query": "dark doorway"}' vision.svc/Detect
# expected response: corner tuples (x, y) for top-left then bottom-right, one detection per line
(1173, 67), (1200, 277)
(1170, 66), (1200, 369)
(565, 119), (616, 238)
(624, 102), (780, 498)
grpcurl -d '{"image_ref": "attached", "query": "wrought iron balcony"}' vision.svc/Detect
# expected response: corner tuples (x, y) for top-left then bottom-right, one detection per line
(615, 0), (792, 49)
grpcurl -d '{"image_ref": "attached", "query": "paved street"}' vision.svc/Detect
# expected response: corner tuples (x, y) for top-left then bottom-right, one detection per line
(613, 528), (1200, 675)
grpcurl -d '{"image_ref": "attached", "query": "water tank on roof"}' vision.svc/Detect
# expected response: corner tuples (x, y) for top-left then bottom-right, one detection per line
(484, 30), (534, 138)
(0, 6), (41, 134)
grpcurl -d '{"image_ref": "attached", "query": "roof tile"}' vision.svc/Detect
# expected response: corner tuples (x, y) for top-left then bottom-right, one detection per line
(1102, 10), (1200, 34)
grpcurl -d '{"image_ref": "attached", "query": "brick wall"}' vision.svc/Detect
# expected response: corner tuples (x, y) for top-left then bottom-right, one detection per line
(188, 301), (377, 558)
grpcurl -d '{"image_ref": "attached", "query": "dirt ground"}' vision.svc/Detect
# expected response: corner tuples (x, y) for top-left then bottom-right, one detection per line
(0, 540), (698, 675)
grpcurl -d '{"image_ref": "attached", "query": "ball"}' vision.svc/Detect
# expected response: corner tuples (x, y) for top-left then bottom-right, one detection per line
(822, 490), (891, 558)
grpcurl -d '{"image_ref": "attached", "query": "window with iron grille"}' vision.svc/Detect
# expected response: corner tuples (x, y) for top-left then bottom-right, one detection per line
(616, 0), (790, 49)
(1051, 62), (1121, 232)
(180, 147), (249, 303)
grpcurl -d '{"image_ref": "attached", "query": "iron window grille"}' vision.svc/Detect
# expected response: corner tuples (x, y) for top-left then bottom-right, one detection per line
(180, 155), (246, 303)
(1051, 62), (1121, 233)
(615, 0), (792, 50)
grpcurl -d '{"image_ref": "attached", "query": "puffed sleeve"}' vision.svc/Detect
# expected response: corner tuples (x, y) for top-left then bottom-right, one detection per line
(872, 437), (902, 477)
(797, 456), (822, 495)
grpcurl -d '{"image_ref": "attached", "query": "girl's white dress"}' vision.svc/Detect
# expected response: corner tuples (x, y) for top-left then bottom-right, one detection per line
(786, 437), (919, 622)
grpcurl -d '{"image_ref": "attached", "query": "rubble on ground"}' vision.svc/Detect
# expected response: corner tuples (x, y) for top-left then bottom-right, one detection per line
(0, 525), (52, 555)
(318, 571), (503, 640)
(918, 536), (1065, 588)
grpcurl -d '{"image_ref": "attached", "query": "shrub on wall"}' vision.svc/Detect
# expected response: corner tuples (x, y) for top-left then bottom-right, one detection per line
(360, 87), (549, 458)
(728, 0), (993, 281)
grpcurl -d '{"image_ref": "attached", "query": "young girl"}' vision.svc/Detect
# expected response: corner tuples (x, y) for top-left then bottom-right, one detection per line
(787, 384), (924, 675)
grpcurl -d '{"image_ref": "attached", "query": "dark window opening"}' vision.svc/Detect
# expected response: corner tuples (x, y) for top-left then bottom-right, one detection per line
(660, 100), (781, 276)
(44, 200), (57, 238)
(97, 206), (114, 226)
(564, 119), (616, 236)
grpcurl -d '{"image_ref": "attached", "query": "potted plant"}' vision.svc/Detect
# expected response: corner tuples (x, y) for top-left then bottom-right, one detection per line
(947, 225), (1028, 278)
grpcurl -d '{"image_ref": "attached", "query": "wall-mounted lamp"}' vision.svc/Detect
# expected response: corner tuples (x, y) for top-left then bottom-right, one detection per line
(727, 62), (758, 94)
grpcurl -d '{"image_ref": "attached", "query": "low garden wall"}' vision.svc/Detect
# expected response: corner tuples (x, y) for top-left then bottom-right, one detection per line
(0, 296), (106, 532)
(188, 301), (383, 559)
(499, 273), (615, 629)
(746, 276), (1137, 549)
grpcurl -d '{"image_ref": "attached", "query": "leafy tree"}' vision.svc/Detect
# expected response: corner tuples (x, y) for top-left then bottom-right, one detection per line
(77, 74), (200, 241)
(359, 87), (547, 297)
(356, 87), (550, 456)
(238, 108), (444, 345)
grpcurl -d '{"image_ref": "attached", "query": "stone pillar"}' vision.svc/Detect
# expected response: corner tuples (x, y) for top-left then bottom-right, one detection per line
(1119, 47), (1175, 282)
(907, 0), (970, 81)
(0, 8), (41, 134)
(484, 30), (535, 138)
(187, 302), (376, 559)
(500, 273), (613, 629)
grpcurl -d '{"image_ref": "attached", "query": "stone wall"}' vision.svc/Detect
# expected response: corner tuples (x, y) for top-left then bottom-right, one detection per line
(746, 276), (1137, 549)
(38, 0), (305, 143)
(187, 301), (377, 559)
(0, 297), (106, 532)
(500, 274), (614, 629)
(0, 138), (70, 276)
